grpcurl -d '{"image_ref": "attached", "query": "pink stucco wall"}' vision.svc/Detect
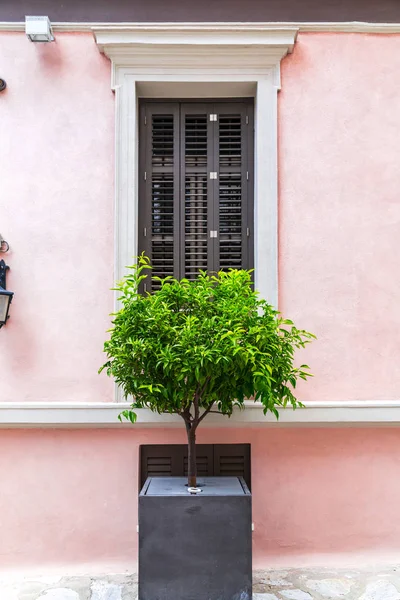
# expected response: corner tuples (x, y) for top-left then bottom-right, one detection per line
(2, 427), (400, 571)
(1, 31), (400, 571)
(279, 33), (400, 401)
(2, 32), (400, 405)
(0, 33), (114, 403)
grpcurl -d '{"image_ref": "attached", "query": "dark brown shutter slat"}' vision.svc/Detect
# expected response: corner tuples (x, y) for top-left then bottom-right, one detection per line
(215, 106), (250, 273)
(151, 114), (174, 167)
(181, 106), (213, 280)
(219, 173), (243, 270)
(140, 445), (185, 489)
(183, 444), (214, 477)
(150, 110), (178, 288)
(219, 114), (242, 170)
(138, 103), (180, 291)
(139, 100), (254, 287)
(151, 172), (174, 282)
(140, 443), (251, 490)
(214, 444), (251, 490)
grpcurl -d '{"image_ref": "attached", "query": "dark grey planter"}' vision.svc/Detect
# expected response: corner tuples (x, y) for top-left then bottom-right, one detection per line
(139, 476), (252, 600)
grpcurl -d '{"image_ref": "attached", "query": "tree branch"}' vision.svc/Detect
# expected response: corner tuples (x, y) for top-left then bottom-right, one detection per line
(192, 375), (212, 426)
(180, 407), (193, 427)
(193, 391), (200, 423)
(200, 376), (211, 397)
(198, 403), (216, 423)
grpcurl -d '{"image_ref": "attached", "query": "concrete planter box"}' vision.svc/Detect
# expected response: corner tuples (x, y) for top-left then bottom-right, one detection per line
(139, 476), (252, 600)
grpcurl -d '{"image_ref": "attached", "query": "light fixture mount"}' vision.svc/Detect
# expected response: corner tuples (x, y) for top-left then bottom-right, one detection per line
(0, 259), (13, 328)
(25, 16), (54, 43)
(0, 260), (9, 290)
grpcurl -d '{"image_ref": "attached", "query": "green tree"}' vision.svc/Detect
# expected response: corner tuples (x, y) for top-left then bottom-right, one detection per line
(100, 255), (315, 489)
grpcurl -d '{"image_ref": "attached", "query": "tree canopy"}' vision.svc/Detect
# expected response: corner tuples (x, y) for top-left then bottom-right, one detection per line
(100, 255), (315, 487)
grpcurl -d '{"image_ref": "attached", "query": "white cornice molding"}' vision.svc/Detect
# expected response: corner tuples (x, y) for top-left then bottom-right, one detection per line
(0, 401), (399, 428)
(92, 25), (298, 91)
(2, 21), (400, 34)
(92, 25), (298, 52)
(102, 46), (292, 89)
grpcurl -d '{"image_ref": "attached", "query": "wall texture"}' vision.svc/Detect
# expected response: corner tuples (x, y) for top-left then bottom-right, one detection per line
(3, 32), (400, 405)
(279, 33), (400, 401)
(0, 33), (114, 403)
(1, 427), (400, 571)
(1, 31), (400, 572)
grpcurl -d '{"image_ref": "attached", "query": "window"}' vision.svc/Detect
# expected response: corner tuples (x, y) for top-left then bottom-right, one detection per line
(140, 444), (251, 490)
(139, 100), (254, 290)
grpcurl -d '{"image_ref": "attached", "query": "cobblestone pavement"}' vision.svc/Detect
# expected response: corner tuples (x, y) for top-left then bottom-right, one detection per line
(1, 566), (400, 599)
(253, 566), (400, 600)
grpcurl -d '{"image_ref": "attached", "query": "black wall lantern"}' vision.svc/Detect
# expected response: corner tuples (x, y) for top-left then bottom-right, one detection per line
(0, 260), (13, 328)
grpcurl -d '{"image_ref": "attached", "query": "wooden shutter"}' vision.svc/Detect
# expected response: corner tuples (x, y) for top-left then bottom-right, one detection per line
(140, 444), (213, 489)
(180, 104), (214, 279)
(183, 444), (214, 478)
(139, 100), (254, 285)
(140, 443), (251, 490)
(214, 443), (251, 491)
(139, 103), (180, 290)
(215, 104), (254, 273)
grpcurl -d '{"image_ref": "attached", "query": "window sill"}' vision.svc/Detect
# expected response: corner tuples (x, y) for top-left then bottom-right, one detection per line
(0, 401), (399, 428)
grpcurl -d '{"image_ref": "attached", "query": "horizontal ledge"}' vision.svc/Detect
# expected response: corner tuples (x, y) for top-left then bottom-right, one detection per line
(1, 21), (400, 34)
(92, 27), (298, 59)
(0, 401), (399, 428)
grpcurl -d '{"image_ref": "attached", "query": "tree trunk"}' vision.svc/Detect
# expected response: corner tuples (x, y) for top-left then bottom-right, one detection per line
(186, 423), (197, 488)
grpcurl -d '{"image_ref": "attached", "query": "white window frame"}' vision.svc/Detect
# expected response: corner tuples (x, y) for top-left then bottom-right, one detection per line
(94, 24), (298, 308)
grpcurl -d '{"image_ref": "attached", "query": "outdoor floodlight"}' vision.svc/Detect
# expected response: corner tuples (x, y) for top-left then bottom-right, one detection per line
(0, 260), (13, 328)
(25, 16), (54, 42)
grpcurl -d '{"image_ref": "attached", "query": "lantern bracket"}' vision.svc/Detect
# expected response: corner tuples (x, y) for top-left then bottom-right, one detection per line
(0, 259), (9, 289)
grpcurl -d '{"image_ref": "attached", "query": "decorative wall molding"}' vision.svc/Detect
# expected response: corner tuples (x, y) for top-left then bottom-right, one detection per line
(0, 401), (399, 428)
(92, 25), (298, 57)
(94, 24), (298, 92)
(93, 24), (297, 318)
(2, 21), (400, 34)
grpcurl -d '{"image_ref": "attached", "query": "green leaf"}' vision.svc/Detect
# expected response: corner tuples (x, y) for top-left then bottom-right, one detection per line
(118, 410), (137, 424)
(100, 257), (314, 430)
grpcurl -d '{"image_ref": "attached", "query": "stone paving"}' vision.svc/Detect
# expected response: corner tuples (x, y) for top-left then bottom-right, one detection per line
(1, 567), (400, 599)
(253, 567), (400, 600)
